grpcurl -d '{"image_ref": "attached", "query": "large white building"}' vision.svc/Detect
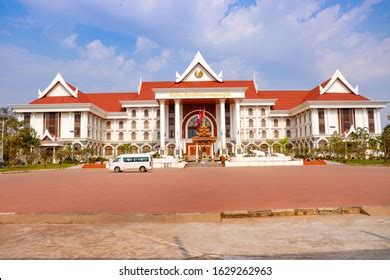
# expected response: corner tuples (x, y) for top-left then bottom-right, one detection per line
(12, 52), (388, 159)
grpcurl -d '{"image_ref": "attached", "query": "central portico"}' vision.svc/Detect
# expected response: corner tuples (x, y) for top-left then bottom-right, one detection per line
(151, 51), (247, 158)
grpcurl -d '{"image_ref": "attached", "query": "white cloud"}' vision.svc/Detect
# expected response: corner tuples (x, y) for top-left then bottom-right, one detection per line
(135, 36), (158, 53)
(144, 49), (171, 72)
(61, 33), (78, 48)
(85, 40), (117, 60)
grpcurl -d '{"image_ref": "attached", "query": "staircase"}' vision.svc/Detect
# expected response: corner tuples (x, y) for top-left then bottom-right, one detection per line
(186, 161), (223, 168)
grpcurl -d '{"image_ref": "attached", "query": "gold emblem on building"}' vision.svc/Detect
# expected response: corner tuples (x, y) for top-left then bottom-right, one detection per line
(194, 69), (203, 78)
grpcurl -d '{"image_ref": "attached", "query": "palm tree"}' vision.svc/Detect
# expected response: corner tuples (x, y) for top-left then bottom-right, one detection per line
(382, 124), (390, 161)
(122, 143), (132, 154)
(278, 137), (289, 154)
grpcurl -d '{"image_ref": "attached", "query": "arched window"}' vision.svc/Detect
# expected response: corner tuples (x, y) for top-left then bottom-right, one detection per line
(142, 146), (151, 153)
(117, 146), (124, 155)
(262, 130), (267, 138)
(304, 114), (306, 123)
(249, 130), (255, 139)
(261, 108), (266, 116)
(274, 130), (279, 138)
(131, 132), (136, 141)
(131, 110), (136, 117)
(131, 120), (136, 129)
(273, 119), (278, 127)
(248, 108), (253, 116)
(187, 116), (212, 139)
(261, 119), (266, 127)
(286, 130), (291, 138)
(104, 146), (113, 156)
(144, 132), (149, 141)
(144, 120), (149, 129)
(144, 109), (149, 117)
(157, 109), (160, 117)
(106, 121), (111, 129)
(157, 120), (160, 129)
(286, 119), (290, 127)
(106, 132), (111, 140)
(130, 145), (138, 154)
(248, 119), (254, 127)
(119, 132), (124, 140)
(119, 121), (124, 129)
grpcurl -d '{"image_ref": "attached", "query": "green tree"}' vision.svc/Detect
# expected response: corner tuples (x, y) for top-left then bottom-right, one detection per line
(278, 137), (289, 154)
(56, 148), (68, 166)
(122, 143), (132, 153)
(382, 124), (390, 161)
(40, 148), (52, 168)
(350, 127), (370, 160)
(329, 132), (345, 160)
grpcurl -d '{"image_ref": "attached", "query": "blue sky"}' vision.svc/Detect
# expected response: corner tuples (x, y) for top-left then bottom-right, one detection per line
(0, 0), (389, 126)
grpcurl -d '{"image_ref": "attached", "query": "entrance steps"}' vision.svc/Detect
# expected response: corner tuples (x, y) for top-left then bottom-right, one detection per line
(186, 161), (222, 168)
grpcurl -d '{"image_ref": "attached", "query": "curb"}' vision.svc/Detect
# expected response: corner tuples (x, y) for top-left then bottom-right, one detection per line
(0, 206), (368, 224)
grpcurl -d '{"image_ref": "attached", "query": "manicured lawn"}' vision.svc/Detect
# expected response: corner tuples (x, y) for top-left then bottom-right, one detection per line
(0, 163), (79, 172)
(331, 159), (390, 166)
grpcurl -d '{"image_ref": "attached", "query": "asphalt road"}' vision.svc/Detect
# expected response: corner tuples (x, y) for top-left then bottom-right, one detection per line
(0, 165), (389, 214)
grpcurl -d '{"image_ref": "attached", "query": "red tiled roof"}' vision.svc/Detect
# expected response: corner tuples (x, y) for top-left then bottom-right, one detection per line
(29, 79), (370, 112)
(256, 90), (309, 110)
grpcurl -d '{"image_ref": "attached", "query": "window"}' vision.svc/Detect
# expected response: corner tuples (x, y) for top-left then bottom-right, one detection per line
(157, 109), (160, 117)
(144, 109), (149, 117)
(262, 130), (267, 138)
(24, 113), (31, 129)
(132, 120), (136, 129)
(261, 108), (266, 116)
(119, 132), (124, 140)
(318, 109), (325, 134)
(368, 109), (375, 133)
(119, 121), (124, 129)
(286, 118), (290, 127)
(286, 130), (291, 138)
(274, 130), (279, 138)
(249, 130), (255, 139)
(74, 112), (81, 138)
(104, 146), (113, 156)
(169, 117), (174, 125)
(131, 132), (136, 140)
(248, 119), (254, 127)
(261, 119), (266, 127)
(304, 114), (306, 123)
(131, 110), (136, 117)
(44, 112), (59, 137)
(248, 108), (253, 116)
(144, 120), (149, 129)
(273, 119), (278, 127)
(144, 131), (149, 141)
(106, 121), (111, 129)
(157, 120), (160, 129)
(106, 132), (111, 140)
(339, 109), (354, 133)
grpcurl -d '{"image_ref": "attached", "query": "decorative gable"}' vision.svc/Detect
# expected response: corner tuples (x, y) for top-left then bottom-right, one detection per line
(41, 129), (56, 141)
(176, 51), (223, 83)
(38, 73), (78, 99)
(319, 69), (359, 95)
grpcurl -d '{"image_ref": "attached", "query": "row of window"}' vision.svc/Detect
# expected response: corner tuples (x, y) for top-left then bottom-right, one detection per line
(246, 107), (267, 117)
(106, 120), (160, 130)
(106, 131), (154, 141)
(129, 109), (159, 118)
(245, 130), (292, 139)
(246, 118), (291, 128)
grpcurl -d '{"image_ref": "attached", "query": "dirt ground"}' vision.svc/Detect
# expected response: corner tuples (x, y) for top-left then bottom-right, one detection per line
(0, 165), (389, 214)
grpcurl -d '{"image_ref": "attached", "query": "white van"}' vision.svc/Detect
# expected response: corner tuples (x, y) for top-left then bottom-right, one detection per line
(108, 153), (153, 173)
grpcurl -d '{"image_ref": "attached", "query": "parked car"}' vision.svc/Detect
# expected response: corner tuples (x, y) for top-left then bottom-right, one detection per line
(108, 153), (153, 173)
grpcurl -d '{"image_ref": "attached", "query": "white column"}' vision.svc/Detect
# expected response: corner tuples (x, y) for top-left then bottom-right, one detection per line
(159, 100), (165, 155)
(174, 99), (180, 157)
(220, 99), (226, 155)
(195, 142), (199, 162)
(234, 99), (241, 154)
(375, 109), (382, 134)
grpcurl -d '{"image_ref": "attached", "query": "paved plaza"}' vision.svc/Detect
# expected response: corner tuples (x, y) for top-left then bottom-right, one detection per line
(0, 165), (389, 214)
(0, 214), (389, 259)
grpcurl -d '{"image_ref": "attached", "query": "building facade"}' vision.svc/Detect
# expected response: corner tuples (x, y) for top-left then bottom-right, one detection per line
(12, 52), (388, 159)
